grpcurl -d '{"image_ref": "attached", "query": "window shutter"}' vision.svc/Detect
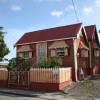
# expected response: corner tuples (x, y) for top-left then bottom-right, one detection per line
(18, 53), (23, 58)
(81, 50), (88, 57)
(94, 50), (99, 57)
(29, 52), (32, 58)
(65, 48), (69, 56)
(51, 50), (56, 57)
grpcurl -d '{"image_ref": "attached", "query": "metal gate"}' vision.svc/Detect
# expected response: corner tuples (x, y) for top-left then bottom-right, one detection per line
(8, 71), (29, 89)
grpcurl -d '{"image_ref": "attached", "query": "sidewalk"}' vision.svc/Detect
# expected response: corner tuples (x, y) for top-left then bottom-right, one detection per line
(0, 88), (42, 97)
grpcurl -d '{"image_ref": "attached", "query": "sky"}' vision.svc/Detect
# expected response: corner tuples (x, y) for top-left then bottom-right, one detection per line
(0, 0), (100, 60)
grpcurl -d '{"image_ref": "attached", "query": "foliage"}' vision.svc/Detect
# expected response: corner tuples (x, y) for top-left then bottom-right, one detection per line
(6, 57), (30, 71)
(38, 57), (61, 68)
(22, 59), (30, 70)
(6, 58), (17, 70)
(0, 27), (9, 61)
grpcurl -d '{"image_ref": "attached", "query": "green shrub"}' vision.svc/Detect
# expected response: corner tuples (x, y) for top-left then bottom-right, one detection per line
(38, 57), (60, 68)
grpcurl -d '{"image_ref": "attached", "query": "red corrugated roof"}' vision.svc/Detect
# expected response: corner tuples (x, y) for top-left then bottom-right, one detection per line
(85, 25), (96, 40)
(16, 23), (82, 45)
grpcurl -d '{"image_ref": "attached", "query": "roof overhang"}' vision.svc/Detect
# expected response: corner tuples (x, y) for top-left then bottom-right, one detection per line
(15, 37), (76, 47)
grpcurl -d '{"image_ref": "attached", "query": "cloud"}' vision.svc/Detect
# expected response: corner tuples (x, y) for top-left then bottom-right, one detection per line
(11, 5), (22, 12)
(51, 11), (63, 17)
(95, 0), (100, 7)
(83, 7), (93, 16)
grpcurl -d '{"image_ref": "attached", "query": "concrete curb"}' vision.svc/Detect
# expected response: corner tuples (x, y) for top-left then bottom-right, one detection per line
(0, 89), (41, 97)
(0, 91), (38, 97)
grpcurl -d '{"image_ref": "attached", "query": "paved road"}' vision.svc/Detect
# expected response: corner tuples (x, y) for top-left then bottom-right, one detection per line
(0, 92), (100, 100)
(0, 92), (76, 100)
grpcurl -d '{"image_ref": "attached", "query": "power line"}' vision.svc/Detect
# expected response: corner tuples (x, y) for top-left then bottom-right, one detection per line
(74, 0), (82, 22)
(71, 0), (80, 22)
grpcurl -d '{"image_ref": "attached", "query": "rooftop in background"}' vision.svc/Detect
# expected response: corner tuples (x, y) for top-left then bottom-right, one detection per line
(85, 25), (100, 46)
(85, 25), (96, 40)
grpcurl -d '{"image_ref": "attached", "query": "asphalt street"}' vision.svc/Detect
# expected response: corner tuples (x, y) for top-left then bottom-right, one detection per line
(0, 91), (100, 100)
(0, 92), (76, 100)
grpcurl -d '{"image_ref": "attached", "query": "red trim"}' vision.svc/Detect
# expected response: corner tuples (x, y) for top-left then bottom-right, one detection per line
(30, 80), (72, 92)
(59, 80), (72, 89)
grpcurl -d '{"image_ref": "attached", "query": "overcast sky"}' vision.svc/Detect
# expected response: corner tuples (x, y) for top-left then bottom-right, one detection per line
(0, 0), (100, 59)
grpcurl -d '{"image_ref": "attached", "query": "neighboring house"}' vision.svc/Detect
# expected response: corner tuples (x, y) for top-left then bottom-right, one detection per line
(15, 23), (89, 81)
(85, 25), (100, 74)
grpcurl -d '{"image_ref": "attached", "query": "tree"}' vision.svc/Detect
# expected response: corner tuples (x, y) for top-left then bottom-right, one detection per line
(0, 27), (9, 61)
(6, 57), (29, 71)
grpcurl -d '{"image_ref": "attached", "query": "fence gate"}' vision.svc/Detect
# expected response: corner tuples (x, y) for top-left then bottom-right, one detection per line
(8, 71), (29, 89)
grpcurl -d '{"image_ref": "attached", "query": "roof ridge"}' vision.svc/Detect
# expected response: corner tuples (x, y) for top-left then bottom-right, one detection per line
(85, 24), (96, 27)
(25, 22), (83, 34)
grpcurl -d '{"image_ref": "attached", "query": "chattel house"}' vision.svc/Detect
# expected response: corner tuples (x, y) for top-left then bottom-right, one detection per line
(15, 23), (100, 81)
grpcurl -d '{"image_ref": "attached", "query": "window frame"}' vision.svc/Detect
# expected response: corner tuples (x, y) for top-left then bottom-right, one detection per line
(23, 51), (29, 59)
(50, 47), (69, 57)
(93, 49), (100, 57)
(80, 49), (89, 58)
(37, 42), (47, 62)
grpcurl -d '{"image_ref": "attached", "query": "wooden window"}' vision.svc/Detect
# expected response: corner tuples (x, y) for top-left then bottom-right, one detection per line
(94, 49), (99, 57)
(51, 48), (68, 57)
(51, 49), (56, 57)
(81, 49), (88, 57)
(17, 53), (23, 58)
(56, 48), (65, 57)
(18, 52), (32, 59)
(37, 42), (47, 61)
(23, 51), (29, 59)
(65, 48), (69, 56)
(29, 52), (32, 58)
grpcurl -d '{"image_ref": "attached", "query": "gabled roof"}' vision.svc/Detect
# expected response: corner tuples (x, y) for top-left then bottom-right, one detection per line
(85, 25), (100, 46)
(85, 25), (96, 40)
(16, 23), (83, 45)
